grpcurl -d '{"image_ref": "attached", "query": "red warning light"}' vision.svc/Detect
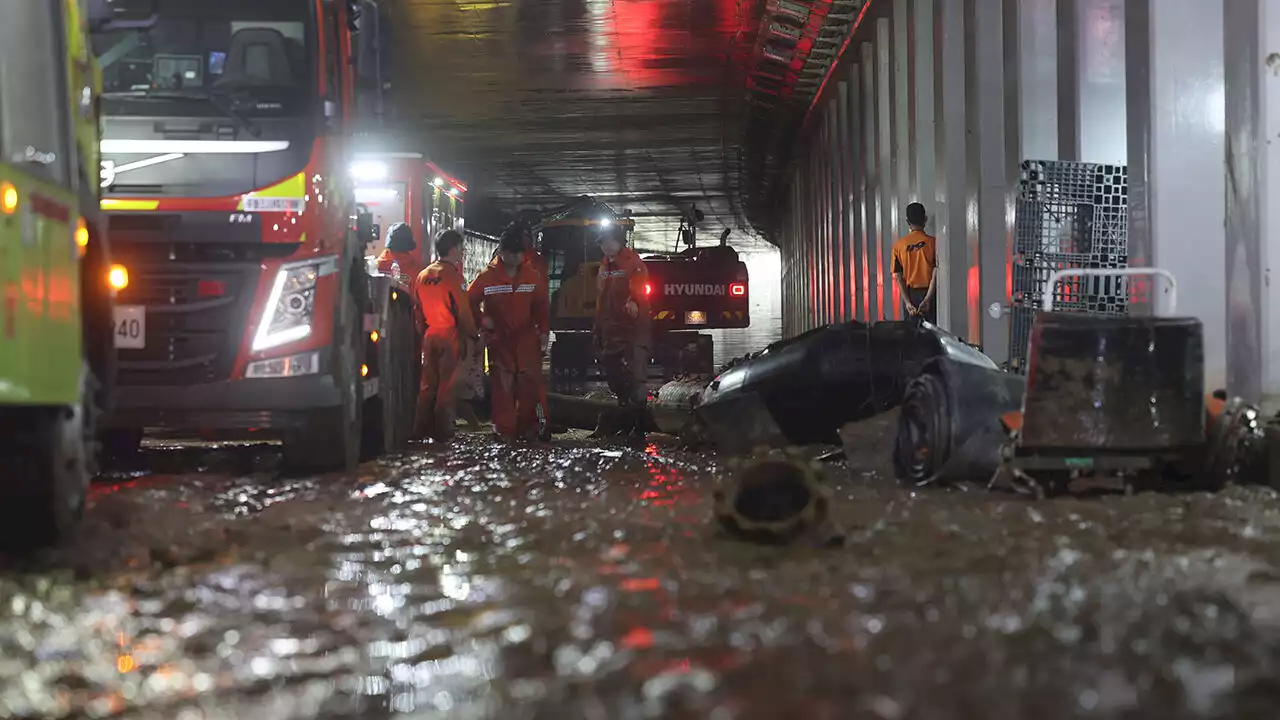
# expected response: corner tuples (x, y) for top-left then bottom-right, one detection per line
(729, 283), (746, 297)
(644, 282), (652, 296)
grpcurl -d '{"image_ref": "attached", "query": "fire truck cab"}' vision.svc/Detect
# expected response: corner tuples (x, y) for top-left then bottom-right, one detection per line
(92, 0), (416, 472)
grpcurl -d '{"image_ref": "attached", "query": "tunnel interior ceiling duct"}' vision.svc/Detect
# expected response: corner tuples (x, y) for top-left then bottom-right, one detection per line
(382, 0), (864, 244)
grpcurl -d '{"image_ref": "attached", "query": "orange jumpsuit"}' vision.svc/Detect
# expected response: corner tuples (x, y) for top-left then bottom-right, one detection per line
(469, 261), (550, 438)
(376, 249), (423, 289)
(413, 260), (478, 441)
(594, 247), (651, 406)
(487, 247), (550, 420)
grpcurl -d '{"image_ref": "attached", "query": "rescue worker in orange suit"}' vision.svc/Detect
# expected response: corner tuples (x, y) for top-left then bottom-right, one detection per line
(891, 202), (938, 324)
(413, 229), (479, 441)
(376, 222), (424, 288)
(469, 229), (552, 440)
(489, 220), (549, 278)
(486, 220), (551, 423)
(592, 223), (654, 434)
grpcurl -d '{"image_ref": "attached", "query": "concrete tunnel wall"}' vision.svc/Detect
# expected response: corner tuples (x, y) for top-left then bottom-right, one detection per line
(775, 0), (1280, 407)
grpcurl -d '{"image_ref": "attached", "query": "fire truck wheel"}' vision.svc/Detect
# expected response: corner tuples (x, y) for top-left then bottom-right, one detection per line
(281, 286), (364, 474)
(0, 363), (97, 552)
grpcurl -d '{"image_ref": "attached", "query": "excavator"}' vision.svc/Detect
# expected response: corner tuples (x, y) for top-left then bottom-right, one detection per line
(541, 196), (751, 392)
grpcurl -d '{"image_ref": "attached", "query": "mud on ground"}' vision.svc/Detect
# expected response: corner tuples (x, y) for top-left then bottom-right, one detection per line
(3, 416), (1280, 719)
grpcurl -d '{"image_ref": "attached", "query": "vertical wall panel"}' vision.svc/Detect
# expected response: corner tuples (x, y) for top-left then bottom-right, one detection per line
(914, 0), (937, 240)
(846, 63), (868, 322)
(1126, 0), (1227, 388)
(974, 0), (1012, 361)
(894, 0), (916, 216)
(862, 42), (881, 321)
(1218, 0), (1259, 394)
(838, 80), (853, 321)
(819, 121), (830, 325)
(1019, 0), (1059, 161)
(828, 99), (845, 320)
(963, 0), (983, 343)
(875, 20), (895, 318)
(829, 110), (839, 322)
(937, 0), (969, 335)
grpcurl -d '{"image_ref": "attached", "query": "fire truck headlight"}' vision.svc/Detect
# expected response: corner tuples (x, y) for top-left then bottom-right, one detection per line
(252, 256), (337, 351)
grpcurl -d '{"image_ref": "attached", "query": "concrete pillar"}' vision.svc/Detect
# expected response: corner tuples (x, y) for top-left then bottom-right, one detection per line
(970, 0), (1012, 361)
(862, 41), (883, 321)
(1223, 0), (1280, 404)
(1126, 0), (1226, 390)
(936, 0), (968, 335)
(876, 18), (896, 318)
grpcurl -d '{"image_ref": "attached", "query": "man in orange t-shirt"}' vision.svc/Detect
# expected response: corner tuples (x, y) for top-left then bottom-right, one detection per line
(469, 228), (551, 439)
(891, 202), (938, 324)
(413, 229), (478, 441)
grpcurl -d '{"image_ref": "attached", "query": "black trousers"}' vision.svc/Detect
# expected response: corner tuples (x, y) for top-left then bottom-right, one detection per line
(904, 287), (937, 324)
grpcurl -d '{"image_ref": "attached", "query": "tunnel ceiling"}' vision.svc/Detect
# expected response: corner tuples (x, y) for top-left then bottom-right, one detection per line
(383, 0), (866, 250)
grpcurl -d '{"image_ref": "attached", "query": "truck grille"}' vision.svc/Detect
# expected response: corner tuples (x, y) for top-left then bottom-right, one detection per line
(112, 261), (261, 387)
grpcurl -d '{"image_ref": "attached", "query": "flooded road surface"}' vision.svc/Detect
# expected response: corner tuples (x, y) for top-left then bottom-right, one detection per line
(5, 416), (1280, 719)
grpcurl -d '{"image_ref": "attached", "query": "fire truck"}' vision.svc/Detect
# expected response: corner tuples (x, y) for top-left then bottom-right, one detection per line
(92, 0), (416, 472)
(0, 0), (117, 549)
(543, 197), (751, 390)
(348, 152), (467, 263)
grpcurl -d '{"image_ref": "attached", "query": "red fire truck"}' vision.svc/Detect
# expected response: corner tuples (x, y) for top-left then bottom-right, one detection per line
(348, 152), (467, 264)
(92, 0), (416, 472)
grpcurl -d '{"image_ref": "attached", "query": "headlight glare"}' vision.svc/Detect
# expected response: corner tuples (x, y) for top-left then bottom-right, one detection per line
(252, 256), (336, 351)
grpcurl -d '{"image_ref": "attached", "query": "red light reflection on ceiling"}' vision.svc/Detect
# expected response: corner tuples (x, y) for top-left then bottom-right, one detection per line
(603, 0), (665, 86)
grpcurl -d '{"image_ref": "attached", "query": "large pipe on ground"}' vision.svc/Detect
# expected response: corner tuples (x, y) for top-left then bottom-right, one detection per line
(893, 357), (1027, 486)
(696, 321), (995, 455)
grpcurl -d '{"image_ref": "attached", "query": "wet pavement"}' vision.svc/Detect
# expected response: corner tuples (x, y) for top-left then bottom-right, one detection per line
(5, 417), (1280, 719)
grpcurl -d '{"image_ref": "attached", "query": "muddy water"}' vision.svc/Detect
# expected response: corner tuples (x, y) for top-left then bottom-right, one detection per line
(3, 417), (1280, 719)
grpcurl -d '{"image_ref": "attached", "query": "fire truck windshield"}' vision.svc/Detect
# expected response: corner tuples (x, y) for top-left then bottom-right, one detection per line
(91, 0), (316, 117)
(93, 0), (321, 198)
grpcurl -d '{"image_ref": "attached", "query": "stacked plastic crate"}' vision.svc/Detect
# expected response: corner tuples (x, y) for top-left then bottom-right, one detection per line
(1009, 160), (1129, 373)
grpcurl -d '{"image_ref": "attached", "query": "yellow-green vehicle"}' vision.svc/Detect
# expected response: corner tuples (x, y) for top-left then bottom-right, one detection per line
(0, 0), (118, 549)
